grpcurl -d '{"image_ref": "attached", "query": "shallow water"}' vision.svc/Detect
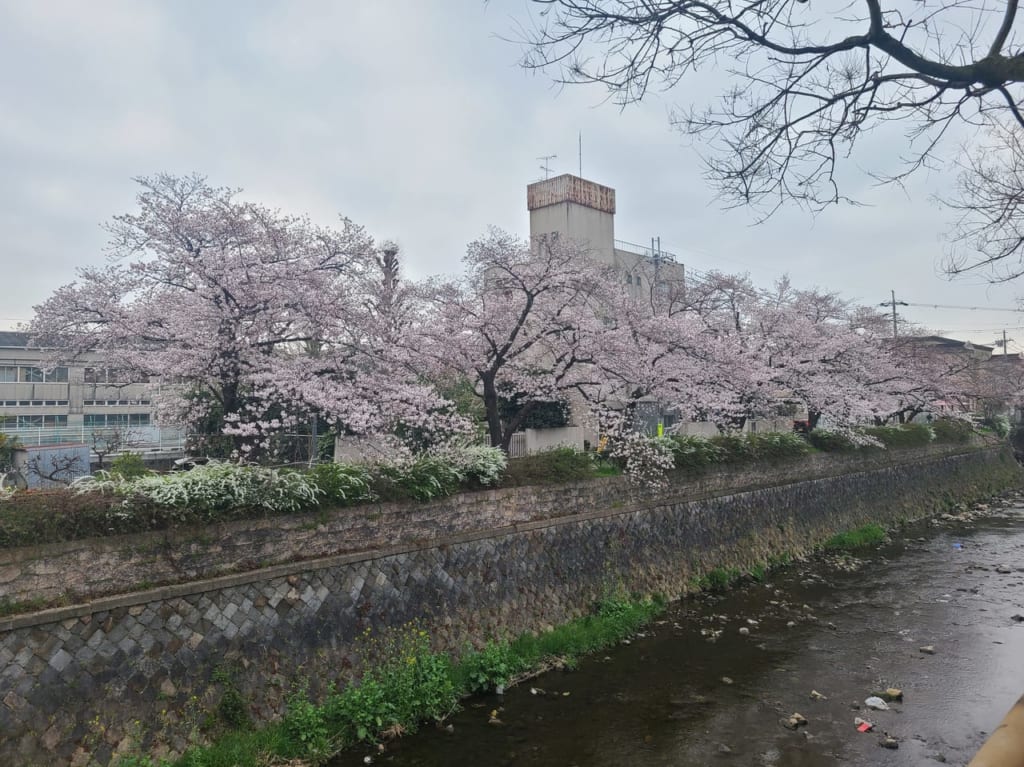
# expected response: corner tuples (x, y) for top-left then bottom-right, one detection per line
(333, 498), (1024, 767)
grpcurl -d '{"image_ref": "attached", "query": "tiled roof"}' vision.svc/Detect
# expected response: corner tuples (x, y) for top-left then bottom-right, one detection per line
(0, 331), (30, 349)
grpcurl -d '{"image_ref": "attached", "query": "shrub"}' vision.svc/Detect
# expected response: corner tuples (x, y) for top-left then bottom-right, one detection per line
(501, 447), (596, 486)
(931, 417), (975, 443)
(371, 454), (464, 502)
(306, 463), (375, 507)
(457, 640), (520, 694)
(665, 434), (722, 471)
(707, 433), (754, 463)
(745, 431), (810, 461)
(979, 415), (1009, 439)
(805, 429), (860, 452)
(317, 624), (456, 745)
(75, 461), (322, 516)
(432, 443), (507, 487)
(0, 489), (146, 548)
(862, 423), (934, 449)
(0, 433), (20, 470)
(109, 452), (150, 480)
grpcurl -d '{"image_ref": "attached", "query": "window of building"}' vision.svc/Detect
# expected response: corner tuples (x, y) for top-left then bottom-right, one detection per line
(0, 365), (16, 383)
(84, 413), (149, 428)
(84, 367), (150, 384)
(16, 415), (43, 428)
(17, 366), (68, 383)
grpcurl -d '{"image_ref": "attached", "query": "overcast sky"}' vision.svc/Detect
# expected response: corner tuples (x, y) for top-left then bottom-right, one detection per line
(2, 0), (1023, 351)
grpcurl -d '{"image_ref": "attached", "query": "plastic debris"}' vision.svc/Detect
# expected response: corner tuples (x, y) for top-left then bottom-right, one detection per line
(855, 718), (874, 733)
(865, 696), (890, 711)
(952, 543), (963, 550)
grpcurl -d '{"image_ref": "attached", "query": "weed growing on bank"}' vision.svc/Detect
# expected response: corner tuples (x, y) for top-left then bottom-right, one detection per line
(823, 523), (887, 551)
(112, 596), (663, 767)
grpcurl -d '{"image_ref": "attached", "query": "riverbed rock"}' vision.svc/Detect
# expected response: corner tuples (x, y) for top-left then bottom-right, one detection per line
(996, 565), (1013, 574)
(781, 712), (808, 730)
(739, 627), (750, 636)
(919, 645), (936, 655)
(809, 690), (827, 701)
(880, 735), (899, 749)
(721, 677), (734, 685)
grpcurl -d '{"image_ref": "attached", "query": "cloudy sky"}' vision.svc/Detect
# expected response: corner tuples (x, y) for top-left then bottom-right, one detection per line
(2, 0), (1022, 351)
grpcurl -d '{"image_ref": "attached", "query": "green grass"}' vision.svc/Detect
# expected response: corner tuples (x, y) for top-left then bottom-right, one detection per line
(115, 595), (664, 767)
(823, 523), (887, 551)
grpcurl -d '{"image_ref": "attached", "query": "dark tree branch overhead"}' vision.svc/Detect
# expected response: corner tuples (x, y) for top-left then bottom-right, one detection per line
(519, 0), (1024, 272)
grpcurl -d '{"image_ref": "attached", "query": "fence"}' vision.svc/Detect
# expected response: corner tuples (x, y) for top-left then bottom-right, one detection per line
(0, 424), (187, 452)
(508, 427), (586, 458)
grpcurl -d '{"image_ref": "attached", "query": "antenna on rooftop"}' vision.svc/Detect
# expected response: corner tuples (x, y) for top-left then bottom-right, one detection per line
(538, 154), (557, 180)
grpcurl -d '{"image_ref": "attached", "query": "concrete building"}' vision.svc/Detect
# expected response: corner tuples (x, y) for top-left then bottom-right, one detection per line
(527, 173), (687, 299)
(0, 331), (181, 449)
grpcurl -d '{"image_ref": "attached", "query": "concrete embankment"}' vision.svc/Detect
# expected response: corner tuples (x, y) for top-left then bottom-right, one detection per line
(0, 444), (1019, 765)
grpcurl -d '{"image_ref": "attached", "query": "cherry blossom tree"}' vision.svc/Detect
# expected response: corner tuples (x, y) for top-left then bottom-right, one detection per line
(413, 229), (614, 451)
(30, 174), (458, 458)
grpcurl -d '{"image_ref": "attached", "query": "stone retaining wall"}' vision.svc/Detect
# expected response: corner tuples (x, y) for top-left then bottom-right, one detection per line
(0, 443), (974, 605)
(0, 445), (1019, 765)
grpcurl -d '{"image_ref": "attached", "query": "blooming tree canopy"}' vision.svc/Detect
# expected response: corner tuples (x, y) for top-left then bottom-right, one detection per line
(414, 229), (614, 451)
(30, 174), (459, 457)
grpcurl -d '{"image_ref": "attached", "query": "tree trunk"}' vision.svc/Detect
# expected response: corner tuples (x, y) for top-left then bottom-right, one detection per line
(480, 373), (504, 450)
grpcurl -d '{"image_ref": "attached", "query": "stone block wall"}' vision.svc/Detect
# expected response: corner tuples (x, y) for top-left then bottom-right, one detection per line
(0, 445), (1019, 765)
(0, 443), (973, 605)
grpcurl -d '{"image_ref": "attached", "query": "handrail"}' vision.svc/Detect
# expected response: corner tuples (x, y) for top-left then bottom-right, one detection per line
(968, 694), (1024, 767)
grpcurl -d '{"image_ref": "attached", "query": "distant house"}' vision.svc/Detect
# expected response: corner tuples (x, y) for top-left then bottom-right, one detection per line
(980, 352), (1024, 422)
(895, 335), (995, 418)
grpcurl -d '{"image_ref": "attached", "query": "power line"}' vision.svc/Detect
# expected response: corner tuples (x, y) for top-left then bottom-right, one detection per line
(899, 302), (1022, 312)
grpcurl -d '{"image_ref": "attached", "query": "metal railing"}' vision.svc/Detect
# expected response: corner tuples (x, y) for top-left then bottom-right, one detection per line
(0, 424), (187, 452)
(509, 432), (528, 458)
(614, 239), (680, 263)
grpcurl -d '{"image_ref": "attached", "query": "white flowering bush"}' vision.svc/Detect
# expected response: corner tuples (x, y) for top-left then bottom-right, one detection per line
(431, 442), (508, 487)
(74, 461), (322, 514)
(306, 462), (376, 506)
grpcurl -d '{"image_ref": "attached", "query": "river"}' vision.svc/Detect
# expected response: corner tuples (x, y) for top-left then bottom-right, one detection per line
(334, 494), (1024, 767)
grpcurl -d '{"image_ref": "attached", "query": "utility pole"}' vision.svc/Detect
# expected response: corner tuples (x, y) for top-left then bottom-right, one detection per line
(995, 329), (1013, 356)
(880, 290), (909, 339)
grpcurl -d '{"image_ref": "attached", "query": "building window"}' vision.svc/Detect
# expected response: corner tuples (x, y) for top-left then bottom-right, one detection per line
(626, 274), (633, 285)
(84, 367), (150, 384)
(0, 365), (16, 383)
(15, 415), (69, 428)
(17, 366), (68, 383)
(84, 413), (150, 428)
